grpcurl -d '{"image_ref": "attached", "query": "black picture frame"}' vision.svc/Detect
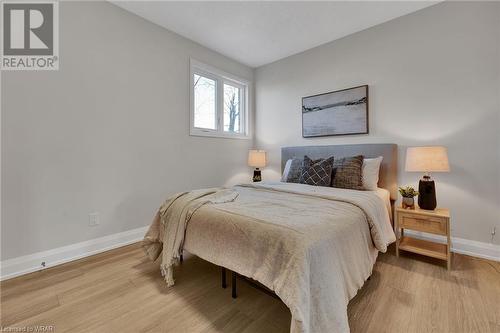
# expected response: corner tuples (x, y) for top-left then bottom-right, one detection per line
(302, 85), (369, 137)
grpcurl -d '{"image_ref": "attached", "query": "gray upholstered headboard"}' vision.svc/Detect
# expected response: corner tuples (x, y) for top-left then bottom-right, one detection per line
(281, 144), (398, 200)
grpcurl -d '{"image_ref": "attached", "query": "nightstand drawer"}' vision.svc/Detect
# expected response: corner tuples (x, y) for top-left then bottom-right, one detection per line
(400, 215), (447, 235)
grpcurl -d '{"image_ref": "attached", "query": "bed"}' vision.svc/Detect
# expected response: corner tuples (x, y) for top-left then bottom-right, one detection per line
(143, 144), (398, 333)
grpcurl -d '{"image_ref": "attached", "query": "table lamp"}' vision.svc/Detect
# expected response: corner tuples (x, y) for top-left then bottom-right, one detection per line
(405, 146), (450, 210)
(248, 150), (267, 182)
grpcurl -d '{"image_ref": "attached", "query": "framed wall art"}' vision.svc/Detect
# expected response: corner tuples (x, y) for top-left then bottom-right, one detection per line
(302, 85), (368, 137)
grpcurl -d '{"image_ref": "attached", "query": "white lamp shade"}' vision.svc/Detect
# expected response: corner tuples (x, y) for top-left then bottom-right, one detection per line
(405, 146), (450, 172)
(248, 150), (267, 168)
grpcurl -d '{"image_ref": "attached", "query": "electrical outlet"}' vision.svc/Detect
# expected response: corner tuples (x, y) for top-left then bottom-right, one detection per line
(491, 226), (497, 241)
(41, 261), (46, 268)
(89, 212), (100, 226)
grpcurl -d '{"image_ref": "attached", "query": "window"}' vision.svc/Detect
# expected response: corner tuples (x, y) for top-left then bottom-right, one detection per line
(193, 74), (217, 130)
(190, 59), (249, 138)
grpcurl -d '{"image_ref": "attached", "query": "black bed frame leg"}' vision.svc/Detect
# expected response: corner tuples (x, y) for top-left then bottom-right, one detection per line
(221, 267), (227, 288)
(231, 271), (237, 299)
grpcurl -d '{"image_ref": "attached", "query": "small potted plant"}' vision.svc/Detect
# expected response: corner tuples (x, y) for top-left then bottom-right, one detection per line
(399, 186), (419, 209)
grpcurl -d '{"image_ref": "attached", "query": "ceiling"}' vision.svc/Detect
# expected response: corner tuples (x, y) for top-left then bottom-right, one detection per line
(112, 1), (439, 68)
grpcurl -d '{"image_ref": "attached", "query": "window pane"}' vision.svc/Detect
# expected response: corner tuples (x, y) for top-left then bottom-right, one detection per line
(194, 74), (216, 130)
(224, 84), (241, 133)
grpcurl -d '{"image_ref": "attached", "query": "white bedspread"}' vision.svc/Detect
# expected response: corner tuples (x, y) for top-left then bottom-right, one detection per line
(180, 182), (395, 333)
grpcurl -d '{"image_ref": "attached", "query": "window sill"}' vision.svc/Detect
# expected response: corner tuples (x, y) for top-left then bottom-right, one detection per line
(190, 129), (251, 140)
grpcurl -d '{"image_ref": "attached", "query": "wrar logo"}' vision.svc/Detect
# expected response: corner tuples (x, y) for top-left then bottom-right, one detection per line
(1, 1), (59, 70)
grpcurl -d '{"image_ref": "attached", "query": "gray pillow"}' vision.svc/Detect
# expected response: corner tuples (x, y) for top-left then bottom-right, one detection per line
(331, 155), (364, 190)
(282, 158), (303, 183)
(299, 155), (335, 187)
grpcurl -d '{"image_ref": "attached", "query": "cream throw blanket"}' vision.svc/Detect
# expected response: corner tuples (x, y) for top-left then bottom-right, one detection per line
(143, 187), (239, 286)
(144, 182), (395, 333)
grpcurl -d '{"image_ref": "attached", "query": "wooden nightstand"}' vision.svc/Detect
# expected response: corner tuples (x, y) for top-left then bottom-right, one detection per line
(395, 206), (451, 270)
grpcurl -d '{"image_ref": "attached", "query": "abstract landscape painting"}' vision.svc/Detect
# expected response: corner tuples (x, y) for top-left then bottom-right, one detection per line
(302, 85), (368, 137)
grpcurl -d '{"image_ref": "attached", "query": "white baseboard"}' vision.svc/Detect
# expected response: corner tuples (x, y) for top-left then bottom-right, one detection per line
(404, 230), (500, 262)
(2, 226), (498, 281)
(0, 226), (148, 281)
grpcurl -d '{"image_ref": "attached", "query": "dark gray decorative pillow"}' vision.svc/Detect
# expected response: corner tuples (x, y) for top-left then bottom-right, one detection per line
(282, 158), (303, 183)
(299, 156), (334, 187)
(331, 155), (364, 190)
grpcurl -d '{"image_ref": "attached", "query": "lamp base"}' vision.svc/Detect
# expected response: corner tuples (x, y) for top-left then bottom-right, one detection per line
(418, 177), (437, 210)
(252, 168), (262, 182)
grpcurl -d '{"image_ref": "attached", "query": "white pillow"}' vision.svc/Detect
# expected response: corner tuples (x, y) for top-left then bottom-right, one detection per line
(281, 159), (292, 182)
(362, 156), (383, 190)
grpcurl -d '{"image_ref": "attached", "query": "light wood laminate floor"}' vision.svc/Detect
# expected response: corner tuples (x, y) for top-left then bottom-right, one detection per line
(1, 243), (499, 332)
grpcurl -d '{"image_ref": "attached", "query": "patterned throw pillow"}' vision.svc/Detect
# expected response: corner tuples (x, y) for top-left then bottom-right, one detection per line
(299, 156), (334, 187)
(282, 158), (303, 183)
(331, 155), (364, 190)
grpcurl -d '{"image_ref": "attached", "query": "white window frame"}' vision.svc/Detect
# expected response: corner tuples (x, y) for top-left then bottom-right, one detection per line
(190, 59), (250, 139)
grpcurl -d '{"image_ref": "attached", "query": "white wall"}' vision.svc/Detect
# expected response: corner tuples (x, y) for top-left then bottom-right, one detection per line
(1, 1), (254, 260)
(255, 2), (500, 245)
